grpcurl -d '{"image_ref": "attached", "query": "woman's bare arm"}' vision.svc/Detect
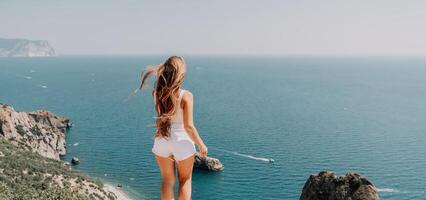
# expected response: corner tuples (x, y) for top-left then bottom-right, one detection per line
(182, 91), (208, 157)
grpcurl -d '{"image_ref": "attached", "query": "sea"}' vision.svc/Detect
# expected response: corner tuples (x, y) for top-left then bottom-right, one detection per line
(1, 55), (426, 199)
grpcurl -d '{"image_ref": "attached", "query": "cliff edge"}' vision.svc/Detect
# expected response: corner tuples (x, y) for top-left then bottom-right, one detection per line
(0, 103), (70, 160)
(0, 103), (130, 200)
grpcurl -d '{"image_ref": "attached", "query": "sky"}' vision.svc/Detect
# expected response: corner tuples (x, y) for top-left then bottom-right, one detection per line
(1, 0), (426, 55)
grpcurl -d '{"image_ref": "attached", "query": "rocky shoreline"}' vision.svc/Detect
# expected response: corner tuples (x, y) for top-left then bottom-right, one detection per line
(0, 104), (70, 160)
(0, 103), (131, 200)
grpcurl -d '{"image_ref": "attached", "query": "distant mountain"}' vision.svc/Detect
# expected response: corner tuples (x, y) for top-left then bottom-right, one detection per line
(0, 38), (55, 57)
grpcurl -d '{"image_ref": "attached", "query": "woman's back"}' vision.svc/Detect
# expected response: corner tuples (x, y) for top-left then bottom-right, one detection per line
(170, 89), (186, 129)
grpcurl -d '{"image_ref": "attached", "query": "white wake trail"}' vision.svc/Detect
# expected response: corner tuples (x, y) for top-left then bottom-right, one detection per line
(377, 188), (425, 194)
(212, 147), (274, 162)
(377, 188), (399, 193)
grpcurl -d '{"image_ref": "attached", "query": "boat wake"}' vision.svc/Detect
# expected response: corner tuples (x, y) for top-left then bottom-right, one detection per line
(377, 188), (399, 193)
(377, 188), (425, 194)
(12, 73), (49, 89)
(212, 147), (274, 163)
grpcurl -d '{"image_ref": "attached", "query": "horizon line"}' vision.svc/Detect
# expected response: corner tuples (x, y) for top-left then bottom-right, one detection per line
(53, 53), (426, 57)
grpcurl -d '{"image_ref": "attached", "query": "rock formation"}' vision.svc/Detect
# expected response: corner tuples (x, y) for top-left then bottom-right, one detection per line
(71, 157), (81, 165)
(0, 103), (71, 160)
(0, 38), (55, 57)
(300, 171), (380, 200)
(194, 153), (224, 171)
(0, 103), (130, 199)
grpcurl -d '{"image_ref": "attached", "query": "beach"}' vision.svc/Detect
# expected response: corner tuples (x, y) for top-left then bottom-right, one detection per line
(104, 183), (133, 200)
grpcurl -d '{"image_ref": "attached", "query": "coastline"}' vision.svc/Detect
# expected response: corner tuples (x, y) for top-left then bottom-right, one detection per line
(104, 182), (134, 200)
(0, 103), (137, 199)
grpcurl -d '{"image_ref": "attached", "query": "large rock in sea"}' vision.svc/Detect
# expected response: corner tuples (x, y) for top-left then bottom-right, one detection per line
(71, 157), (81, 165)
(194, 153), (224, 171)
(300, 171), (380, 200)
(0, 38), (55, 57)
(0, 103), (71, 160)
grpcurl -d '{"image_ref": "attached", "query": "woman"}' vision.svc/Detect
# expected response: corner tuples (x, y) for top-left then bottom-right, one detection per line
(139, 56), (208, 200)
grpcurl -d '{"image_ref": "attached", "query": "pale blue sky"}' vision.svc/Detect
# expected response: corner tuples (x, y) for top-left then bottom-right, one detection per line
(1, 0), (426, 55)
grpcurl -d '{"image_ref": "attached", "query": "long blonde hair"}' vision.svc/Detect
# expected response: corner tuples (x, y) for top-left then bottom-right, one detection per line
(139, 56), (186, 137)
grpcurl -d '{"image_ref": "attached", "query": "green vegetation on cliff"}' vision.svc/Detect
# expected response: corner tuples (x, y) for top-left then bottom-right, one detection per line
(0, 139), (114, 200)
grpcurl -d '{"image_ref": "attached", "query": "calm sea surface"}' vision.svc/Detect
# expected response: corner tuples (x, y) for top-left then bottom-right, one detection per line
(1, 56), (426, 199)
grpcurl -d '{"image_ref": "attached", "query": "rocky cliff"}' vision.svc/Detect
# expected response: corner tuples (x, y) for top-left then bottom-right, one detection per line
(0, 103), (70, 160)
(0, 38), (55, 57)
(300, 171), (380, 200)
(0, 103), (128, 200)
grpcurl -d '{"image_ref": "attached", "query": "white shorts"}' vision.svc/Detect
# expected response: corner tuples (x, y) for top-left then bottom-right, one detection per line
(152, 128), (196, 161)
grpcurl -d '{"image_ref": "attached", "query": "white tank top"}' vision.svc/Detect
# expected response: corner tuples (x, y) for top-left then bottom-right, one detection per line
(170, 89), (185, 129)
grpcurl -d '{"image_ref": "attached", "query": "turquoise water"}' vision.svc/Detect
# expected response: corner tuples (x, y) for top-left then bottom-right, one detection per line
(1, 56), (426, 199)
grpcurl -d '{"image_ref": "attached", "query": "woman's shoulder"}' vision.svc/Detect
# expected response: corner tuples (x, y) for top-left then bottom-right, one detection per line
(181, 89), (193, 101)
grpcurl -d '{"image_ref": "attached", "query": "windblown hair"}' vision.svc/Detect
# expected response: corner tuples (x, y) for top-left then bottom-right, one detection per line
(138, 56), (186, 137)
